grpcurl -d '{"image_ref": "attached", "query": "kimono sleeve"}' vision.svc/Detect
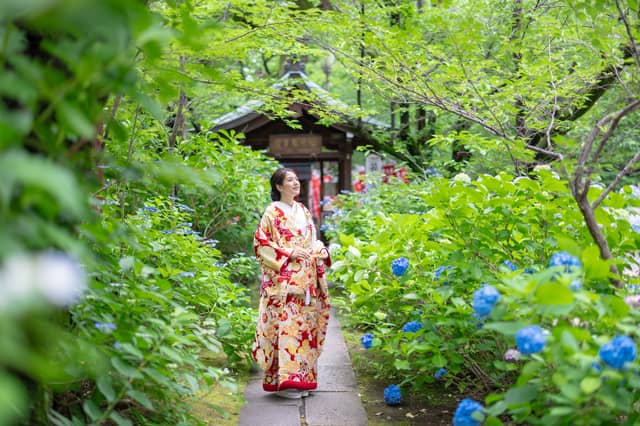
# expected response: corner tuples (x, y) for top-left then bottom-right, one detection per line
(253, 211), (293, 272)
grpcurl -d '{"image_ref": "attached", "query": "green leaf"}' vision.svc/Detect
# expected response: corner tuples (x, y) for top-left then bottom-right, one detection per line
(394, 359), (410, 370)
(0, 150), (85, 218)
(402, 292), (420, 300)
(601, 295), (630, 320)
(216, 318), (232, 337)
(373, 311), (387, 320)
(549, 406), (574, 417)
(0, 373), (28, 426)
(580, 377), (601, 394)
(483, 321), (526, 336)
(56, 101), (96, 139)
(82, 400), (102, 421)
(582, 246), (611, 280)
(109, 411), (133, 426)
(126, 389), (154, 411)
(484, 417), (504, 426)
(97, 376), (116, 402)
(504, 384), (538, 407)
(535, 283), (574, 305)
(111, 357), (143, 380)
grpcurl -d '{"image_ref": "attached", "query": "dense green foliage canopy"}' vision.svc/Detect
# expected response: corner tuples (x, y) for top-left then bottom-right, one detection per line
(1, 0), (639, 424)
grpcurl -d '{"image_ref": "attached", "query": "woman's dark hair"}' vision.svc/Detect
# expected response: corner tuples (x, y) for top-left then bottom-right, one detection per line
(270, 167), (296, 201)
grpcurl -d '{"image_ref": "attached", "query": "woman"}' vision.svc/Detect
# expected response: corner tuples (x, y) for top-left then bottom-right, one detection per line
(252, 167), (331, 399)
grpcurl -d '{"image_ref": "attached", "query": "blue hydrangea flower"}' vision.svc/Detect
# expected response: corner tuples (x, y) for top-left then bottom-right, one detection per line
(177, 271), (195, 278)
(434, 368), (447, 379)
(95, 322), (117, 332)
(361, 333), (374, 349)
(402, 321), (423, 333)
(453, 398), (484, 426)
(434, 265), (453, 280)
(626, 284), (640, 294)
(523, 267), (535, 274)
(502, 260), (517, 271)
(139, 206), (158, 212)
(549, 251), (582, 272)
(472, 285), (500, 319)
(569, 279), (582, 291)
(391, 257), (410, 276)
(175, 203), (195, 212)
(383, 384), (402, 406)
(591, 361), (602, 373)
(515, 325), (546, 355)
(599, 335), (637, 369)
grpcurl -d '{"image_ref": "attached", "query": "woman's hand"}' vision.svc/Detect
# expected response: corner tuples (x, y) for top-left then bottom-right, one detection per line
(291, 248), (311, 261)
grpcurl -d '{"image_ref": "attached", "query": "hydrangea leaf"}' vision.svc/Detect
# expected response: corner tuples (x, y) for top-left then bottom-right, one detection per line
(394, 359), (410, 370)
(582, 246), (613, 280)
(504, 384), (537, 407)
(580, 377), (601, 394)
(535, 283), (574, 305)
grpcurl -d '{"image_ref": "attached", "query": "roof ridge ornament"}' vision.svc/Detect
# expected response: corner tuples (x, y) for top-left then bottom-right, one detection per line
(283, 58), (306, 77)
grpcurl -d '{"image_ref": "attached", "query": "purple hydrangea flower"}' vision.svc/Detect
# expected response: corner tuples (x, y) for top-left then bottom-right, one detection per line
(504, 349), (521, 362)
(402, 321), (423, 333)
(625, 295), (640, 308)
(391, 257), (409, 276)
(515, 325), (546, 355)
(361, 333), (374, 349)
(383, 384), (402, 405)
(453, 398), (484, 426)
(549, 251), (582, 272)
(472, 285), (500, 319)
(599, 335), (637, 369)
(434, 368), (447, 379)
(502, 260), (517, 271)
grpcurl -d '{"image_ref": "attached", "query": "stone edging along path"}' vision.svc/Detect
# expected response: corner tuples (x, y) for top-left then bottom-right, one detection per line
(238, 307), (368, 426)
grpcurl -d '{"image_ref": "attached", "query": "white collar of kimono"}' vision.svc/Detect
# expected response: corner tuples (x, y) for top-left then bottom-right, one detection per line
(274, 201), (309, 234)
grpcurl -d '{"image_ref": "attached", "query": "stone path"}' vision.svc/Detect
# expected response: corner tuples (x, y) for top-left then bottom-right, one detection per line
(238, 308), (368, 426)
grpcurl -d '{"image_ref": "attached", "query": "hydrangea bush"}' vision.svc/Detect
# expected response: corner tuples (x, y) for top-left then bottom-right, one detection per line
(327, 171), (640, 424)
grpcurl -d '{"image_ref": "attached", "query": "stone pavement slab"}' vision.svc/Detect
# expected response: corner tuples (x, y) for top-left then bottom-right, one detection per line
(315, 364), (357, 392)
(238, 402), (301, 426)
(304, 392), (368, 426)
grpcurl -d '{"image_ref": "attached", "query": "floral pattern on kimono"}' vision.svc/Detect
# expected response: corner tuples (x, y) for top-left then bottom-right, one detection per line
(252, 202), (331, 391)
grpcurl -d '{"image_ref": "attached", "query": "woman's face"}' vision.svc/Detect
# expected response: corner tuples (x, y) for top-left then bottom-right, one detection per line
(277, 171), (300, 199)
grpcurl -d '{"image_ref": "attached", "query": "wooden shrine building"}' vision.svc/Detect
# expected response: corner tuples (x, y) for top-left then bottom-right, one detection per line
(209, 63), (384, 221)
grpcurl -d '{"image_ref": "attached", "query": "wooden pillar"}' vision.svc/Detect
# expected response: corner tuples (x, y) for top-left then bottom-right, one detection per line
(340, 135), (353, 191)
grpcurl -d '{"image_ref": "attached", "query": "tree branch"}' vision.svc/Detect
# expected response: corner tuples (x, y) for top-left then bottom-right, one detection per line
(592, 150), (640, 210)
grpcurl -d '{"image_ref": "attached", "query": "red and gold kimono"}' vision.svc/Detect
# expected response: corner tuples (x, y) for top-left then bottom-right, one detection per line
(252, 201), (331, 392)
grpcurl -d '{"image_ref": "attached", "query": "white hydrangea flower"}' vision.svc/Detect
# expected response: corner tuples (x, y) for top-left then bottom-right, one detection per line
(0, 254), (38, 309)
(0, 252), (86, 311)
(452, 173), (471, 184)
(34, 252), (86, 307)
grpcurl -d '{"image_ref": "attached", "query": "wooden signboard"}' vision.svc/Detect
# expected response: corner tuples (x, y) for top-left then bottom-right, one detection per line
(269, 134), (322, 155)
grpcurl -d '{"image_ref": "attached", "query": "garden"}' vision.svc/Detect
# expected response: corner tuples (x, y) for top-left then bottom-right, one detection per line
(2, 1), (640, 425)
